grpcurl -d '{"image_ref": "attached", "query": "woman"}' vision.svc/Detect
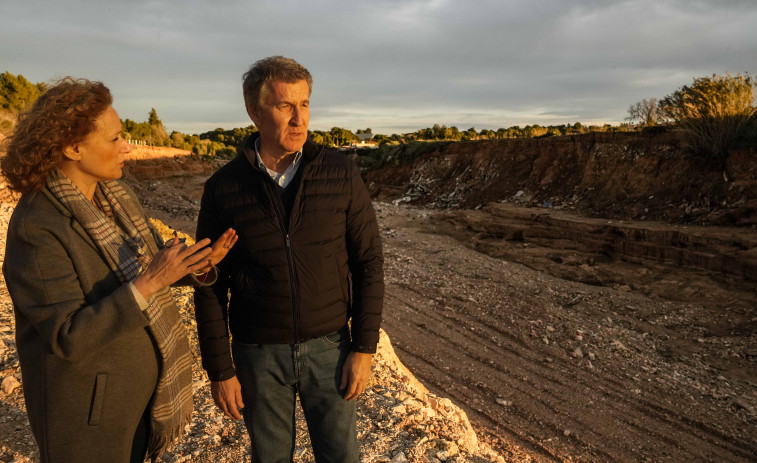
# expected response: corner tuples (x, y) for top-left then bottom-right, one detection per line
(1, 77), (236, 462)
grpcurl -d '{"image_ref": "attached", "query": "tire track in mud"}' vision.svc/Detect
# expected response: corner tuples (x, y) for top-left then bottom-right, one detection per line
(395, 285), (755, 461)
(377, 204), (757, 462)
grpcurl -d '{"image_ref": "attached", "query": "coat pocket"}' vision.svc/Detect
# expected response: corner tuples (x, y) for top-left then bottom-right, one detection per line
(88, 373), (108, 426)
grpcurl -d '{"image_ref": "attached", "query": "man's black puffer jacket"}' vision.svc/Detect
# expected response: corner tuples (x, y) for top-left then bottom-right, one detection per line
(194, 134), (384, 381)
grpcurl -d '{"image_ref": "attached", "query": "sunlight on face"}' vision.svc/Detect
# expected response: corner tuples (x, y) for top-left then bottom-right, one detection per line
(249, 79), (310, 158)
(62, 106), (132, 195)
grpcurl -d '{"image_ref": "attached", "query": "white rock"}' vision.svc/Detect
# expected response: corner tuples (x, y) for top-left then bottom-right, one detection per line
(495, 398), (512, 407)
(391, 404), (407, 415)
(2, 376), (20, 394)
(391, 451), (408, 463)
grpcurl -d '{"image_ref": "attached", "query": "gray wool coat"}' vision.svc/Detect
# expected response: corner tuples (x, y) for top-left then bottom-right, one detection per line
(3, 183), (201, 463)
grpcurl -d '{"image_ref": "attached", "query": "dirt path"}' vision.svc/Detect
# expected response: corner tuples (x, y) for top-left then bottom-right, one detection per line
(375, 202), (757, 462)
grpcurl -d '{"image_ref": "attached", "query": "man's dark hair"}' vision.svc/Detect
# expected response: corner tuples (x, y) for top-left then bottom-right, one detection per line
(242, 56), (312, 111)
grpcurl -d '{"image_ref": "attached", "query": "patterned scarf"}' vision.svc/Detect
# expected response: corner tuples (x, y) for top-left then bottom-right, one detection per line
(45, 168), (192, 461)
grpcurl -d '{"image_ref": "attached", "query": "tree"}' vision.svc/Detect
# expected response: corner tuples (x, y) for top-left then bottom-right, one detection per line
(0, 72), (45, 113)
(463, 127), (477, 140)
(0, 72), (45, 134)
(479, 129), (496, 139)
(626, 98), (662, 126)
(660, 73), (756, 158)
(148, 108), (163, 127)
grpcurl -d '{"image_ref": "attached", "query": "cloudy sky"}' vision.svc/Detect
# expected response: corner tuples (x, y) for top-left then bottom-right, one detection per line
(2, 0), (756, 135)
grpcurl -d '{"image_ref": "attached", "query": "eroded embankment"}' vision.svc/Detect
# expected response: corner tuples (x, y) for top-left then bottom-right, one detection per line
(364, 131), (757, 226)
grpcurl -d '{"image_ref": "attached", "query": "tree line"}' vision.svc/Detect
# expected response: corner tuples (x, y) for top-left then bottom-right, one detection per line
(2, 71), (754, 160)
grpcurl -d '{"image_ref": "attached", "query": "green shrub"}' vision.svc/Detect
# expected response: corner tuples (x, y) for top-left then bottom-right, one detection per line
(660, 73), (756, 158)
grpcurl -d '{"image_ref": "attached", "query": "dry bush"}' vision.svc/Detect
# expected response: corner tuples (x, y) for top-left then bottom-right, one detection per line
(660, 73), (756, 158)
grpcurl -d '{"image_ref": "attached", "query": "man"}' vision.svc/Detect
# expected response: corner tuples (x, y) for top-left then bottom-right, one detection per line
(194, 56), (384, 462)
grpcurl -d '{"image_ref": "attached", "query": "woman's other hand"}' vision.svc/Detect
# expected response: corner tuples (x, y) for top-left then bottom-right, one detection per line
(133, 237), (212, 299)
(210, 228), (238, 265)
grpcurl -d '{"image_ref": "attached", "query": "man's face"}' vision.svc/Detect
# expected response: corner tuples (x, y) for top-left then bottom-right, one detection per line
(248, 79), (310, 157)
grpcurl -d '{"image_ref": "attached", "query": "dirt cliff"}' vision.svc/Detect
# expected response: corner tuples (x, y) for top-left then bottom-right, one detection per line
(364, 131), (757, 226)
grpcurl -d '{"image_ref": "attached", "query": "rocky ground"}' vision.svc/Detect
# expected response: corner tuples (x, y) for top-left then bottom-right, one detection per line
(375, 202), (756, 462)
(0, 192), (507, 463)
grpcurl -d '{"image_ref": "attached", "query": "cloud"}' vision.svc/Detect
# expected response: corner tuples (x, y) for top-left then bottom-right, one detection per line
(1, 0), (755, 134)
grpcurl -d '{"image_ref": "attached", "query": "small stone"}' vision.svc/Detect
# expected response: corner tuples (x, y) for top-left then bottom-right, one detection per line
(564, 429), (572, 436)
(618, 285), (631, 292)
(391, 450), (408, 463)
(611, 340), (627, 350)
(546, 325), (555, 332)
(495, 398), (512, 406)
(2, 376), (20, 394)
(391, 404), (407, 415)
(572, 347), (583, 358)
(588, 352), (596, 361)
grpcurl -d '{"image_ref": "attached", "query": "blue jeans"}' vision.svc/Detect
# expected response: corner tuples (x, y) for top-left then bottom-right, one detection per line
(232, 329), (358, 463)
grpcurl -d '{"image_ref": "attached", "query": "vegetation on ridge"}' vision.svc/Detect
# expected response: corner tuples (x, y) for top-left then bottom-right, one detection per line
(627, 73), (756, 159)
(2, 71), (755, 161)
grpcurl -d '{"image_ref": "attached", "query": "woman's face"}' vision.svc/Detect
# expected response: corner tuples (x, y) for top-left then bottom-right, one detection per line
(66, 105), (131, 186)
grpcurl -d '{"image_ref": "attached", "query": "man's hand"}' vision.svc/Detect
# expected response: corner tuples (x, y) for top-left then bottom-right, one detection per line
(340, 351), (373, 401)
(211, 376), (245, 420)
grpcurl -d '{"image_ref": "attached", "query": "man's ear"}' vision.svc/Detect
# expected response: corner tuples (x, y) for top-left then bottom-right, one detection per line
(246, 103), (260, 125)
(62, 144), (81, 161)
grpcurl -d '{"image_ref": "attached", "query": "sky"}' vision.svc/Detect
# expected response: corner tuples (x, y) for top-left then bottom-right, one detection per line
(2, 0), (756, 135)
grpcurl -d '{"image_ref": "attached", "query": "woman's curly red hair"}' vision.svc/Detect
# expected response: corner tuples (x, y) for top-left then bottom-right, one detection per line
(1, 77), (112, 194)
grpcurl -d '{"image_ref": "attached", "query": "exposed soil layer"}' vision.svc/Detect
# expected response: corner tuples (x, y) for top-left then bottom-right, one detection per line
(363, 131), (757, 226)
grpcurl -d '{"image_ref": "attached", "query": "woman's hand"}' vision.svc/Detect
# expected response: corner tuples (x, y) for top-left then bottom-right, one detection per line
(195, 228), (238, 274)
(133, 237), (212, 299)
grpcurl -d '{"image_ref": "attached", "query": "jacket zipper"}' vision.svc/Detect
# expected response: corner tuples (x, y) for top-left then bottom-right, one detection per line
(264, 183), (301, 345)
(285, 233), (300, 344)
(258, 143), (322, 345)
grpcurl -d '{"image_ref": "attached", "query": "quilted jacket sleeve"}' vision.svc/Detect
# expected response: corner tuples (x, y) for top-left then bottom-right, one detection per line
(345, 159), (385, 353)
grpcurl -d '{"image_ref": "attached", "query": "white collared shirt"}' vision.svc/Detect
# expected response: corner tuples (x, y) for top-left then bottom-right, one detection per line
(251, 137), (303, 189)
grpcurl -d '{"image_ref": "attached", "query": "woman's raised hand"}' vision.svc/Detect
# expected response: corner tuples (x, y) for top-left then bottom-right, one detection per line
(133, 237), (212, 299)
